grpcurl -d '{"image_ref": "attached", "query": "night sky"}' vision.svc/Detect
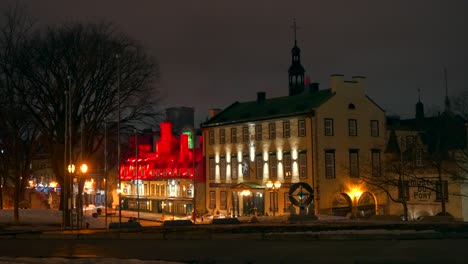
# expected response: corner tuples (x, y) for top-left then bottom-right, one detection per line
(2, 0), (467, 126)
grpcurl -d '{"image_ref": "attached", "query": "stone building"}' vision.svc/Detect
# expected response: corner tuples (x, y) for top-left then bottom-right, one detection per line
(201, 34), (387, 218)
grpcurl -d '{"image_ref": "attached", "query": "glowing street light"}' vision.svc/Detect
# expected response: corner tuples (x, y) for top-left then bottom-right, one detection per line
(80, 163), (88, 174)
(68, 164), (76, 174)
(266, 180), (282, 217)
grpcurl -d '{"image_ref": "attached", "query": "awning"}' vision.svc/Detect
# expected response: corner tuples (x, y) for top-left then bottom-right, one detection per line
(230, 182), (265, 190)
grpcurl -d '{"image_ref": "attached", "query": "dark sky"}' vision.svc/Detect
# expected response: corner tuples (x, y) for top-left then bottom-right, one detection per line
(2, 0), (468, 126)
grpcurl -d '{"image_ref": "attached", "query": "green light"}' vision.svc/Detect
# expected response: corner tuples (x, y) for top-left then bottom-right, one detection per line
(183, 131), (193, 149)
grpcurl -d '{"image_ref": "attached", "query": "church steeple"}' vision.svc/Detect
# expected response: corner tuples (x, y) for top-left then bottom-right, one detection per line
(444, 67), (451, 113)
(288, 18), (305, 96)
(415, 88), (425, 129)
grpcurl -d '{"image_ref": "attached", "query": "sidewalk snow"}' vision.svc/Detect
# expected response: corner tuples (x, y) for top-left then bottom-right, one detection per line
(0, 257), (182, 264)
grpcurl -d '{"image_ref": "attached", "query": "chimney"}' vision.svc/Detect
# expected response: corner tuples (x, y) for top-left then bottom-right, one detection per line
(330, 74), (344, 93)
(257, 92), (266, 103)
(352, 76), (366, 94)
(209, 108), (221, 118)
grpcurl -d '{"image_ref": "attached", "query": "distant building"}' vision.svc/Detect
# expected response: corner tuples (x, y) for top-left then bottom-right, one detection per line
(119, 109), (205, 217)
(384, 93), (468, 220)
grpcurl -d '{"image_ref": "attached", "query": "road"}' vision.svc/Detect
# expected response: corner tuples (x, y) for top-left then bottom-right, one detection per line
(1, 238), (466, 263)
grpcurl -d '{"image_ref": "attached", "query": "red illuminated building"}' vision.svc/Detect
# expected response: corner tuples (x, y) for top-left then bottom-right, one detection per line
(119, 122), (205, 217)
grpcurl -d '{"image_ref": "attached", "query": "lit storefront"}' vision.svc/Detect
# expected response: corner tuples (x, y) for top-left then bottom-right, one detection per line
(119, 122), (204, 217)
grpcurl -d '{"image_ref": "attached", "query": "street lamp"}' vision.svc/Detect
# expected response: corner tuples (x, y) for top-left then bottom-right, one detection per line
(67, 163), (75, 230)
(80, 163), (88, 174)
(68, 164), (76, 174)
(79, 163), (88, 229)
(266, 180), (281, 217)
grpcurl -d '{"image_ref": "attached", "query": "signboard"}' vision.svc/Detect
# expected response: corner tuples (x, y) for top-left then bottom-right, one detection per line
(409, 179), (435, 201)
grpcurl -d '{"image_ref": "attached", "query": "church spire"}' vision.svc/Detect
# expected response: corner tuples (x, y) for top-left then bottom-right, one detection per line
(444, 67), (451, 113)
(288, 18), (305, 96)
(292, 18), (299, 46)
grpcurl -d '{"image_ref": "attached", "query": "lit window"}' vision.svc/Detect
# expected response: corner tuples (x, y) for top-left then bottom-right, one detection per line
(209, 191), (216, 209)
(284, 154), (292, 179)
(269, 123), (276, 139)
(270, 154), (277, 179)
(231, 156), (238, 180)
(220, 191), (227, 210)
(256, 155), (263, 179)
(231, 128), (237, 143)
(349, 149), (359, 178)
(219, 129), (225, 144)
(299, 152), (307, 178)
(242, 126), (249, 143)
(255, 125), (262, 141)
(348, 119), (357, 136)
(220, 157), (226, 181)
(283, 121), (290, 138)
(325, 150), (335, 179)
(209, 157), (215, 180)
(324, 118), (334, 136)
(209, 130), (215, 145)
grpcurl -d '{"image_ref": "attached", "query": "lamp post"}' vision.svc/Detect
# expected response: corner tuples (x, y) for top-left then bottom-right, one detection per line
(135, 129), (140, 222)
(104, 118), (108, 228)
(67, 163), (75, 230)
(116, 53), (122, 228)
(79, 163), (88, 229)
(266, 180), (281, 217)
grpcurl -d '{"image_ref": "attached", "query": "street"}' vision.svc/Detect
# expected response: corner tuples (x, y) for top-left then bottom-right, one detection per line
(1, 238), (467, 263)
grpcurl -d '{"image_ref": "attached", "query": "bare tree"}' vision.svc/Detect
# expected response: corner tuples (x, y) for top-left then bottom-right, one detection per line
(450, 90), (468, 178)
(357, 134), (412, 220)
(9, 21), (162, 226)
(0, 2), (40, 223)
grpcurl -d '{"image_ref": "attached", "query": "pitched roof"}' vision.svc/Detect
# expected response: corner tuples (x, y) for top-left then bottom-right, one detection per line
(201, 89), (334, 127)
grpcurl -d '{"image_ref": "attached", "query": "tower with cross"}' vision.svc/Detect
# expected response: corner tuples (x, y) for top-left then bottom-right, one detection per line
(288, 18), (306, 96)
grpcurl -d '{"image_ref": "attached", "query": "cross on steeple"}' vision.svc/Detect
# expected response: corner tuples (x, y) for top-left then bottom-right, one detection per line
(290, 18), (301, 46)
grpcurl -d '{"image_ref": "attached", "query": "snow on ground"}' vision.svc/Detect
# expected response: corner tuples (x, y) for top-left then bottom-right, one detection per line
(0, 208), (165, 230)
(0, 257), (182, 264)
(0, 209), (107, 230)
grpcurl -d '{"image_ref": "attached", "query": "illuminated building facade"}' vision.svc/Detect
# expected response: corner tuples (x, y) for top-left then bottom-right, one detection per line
(201, 37), (387, 217)
(119, 121), (205, 217)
